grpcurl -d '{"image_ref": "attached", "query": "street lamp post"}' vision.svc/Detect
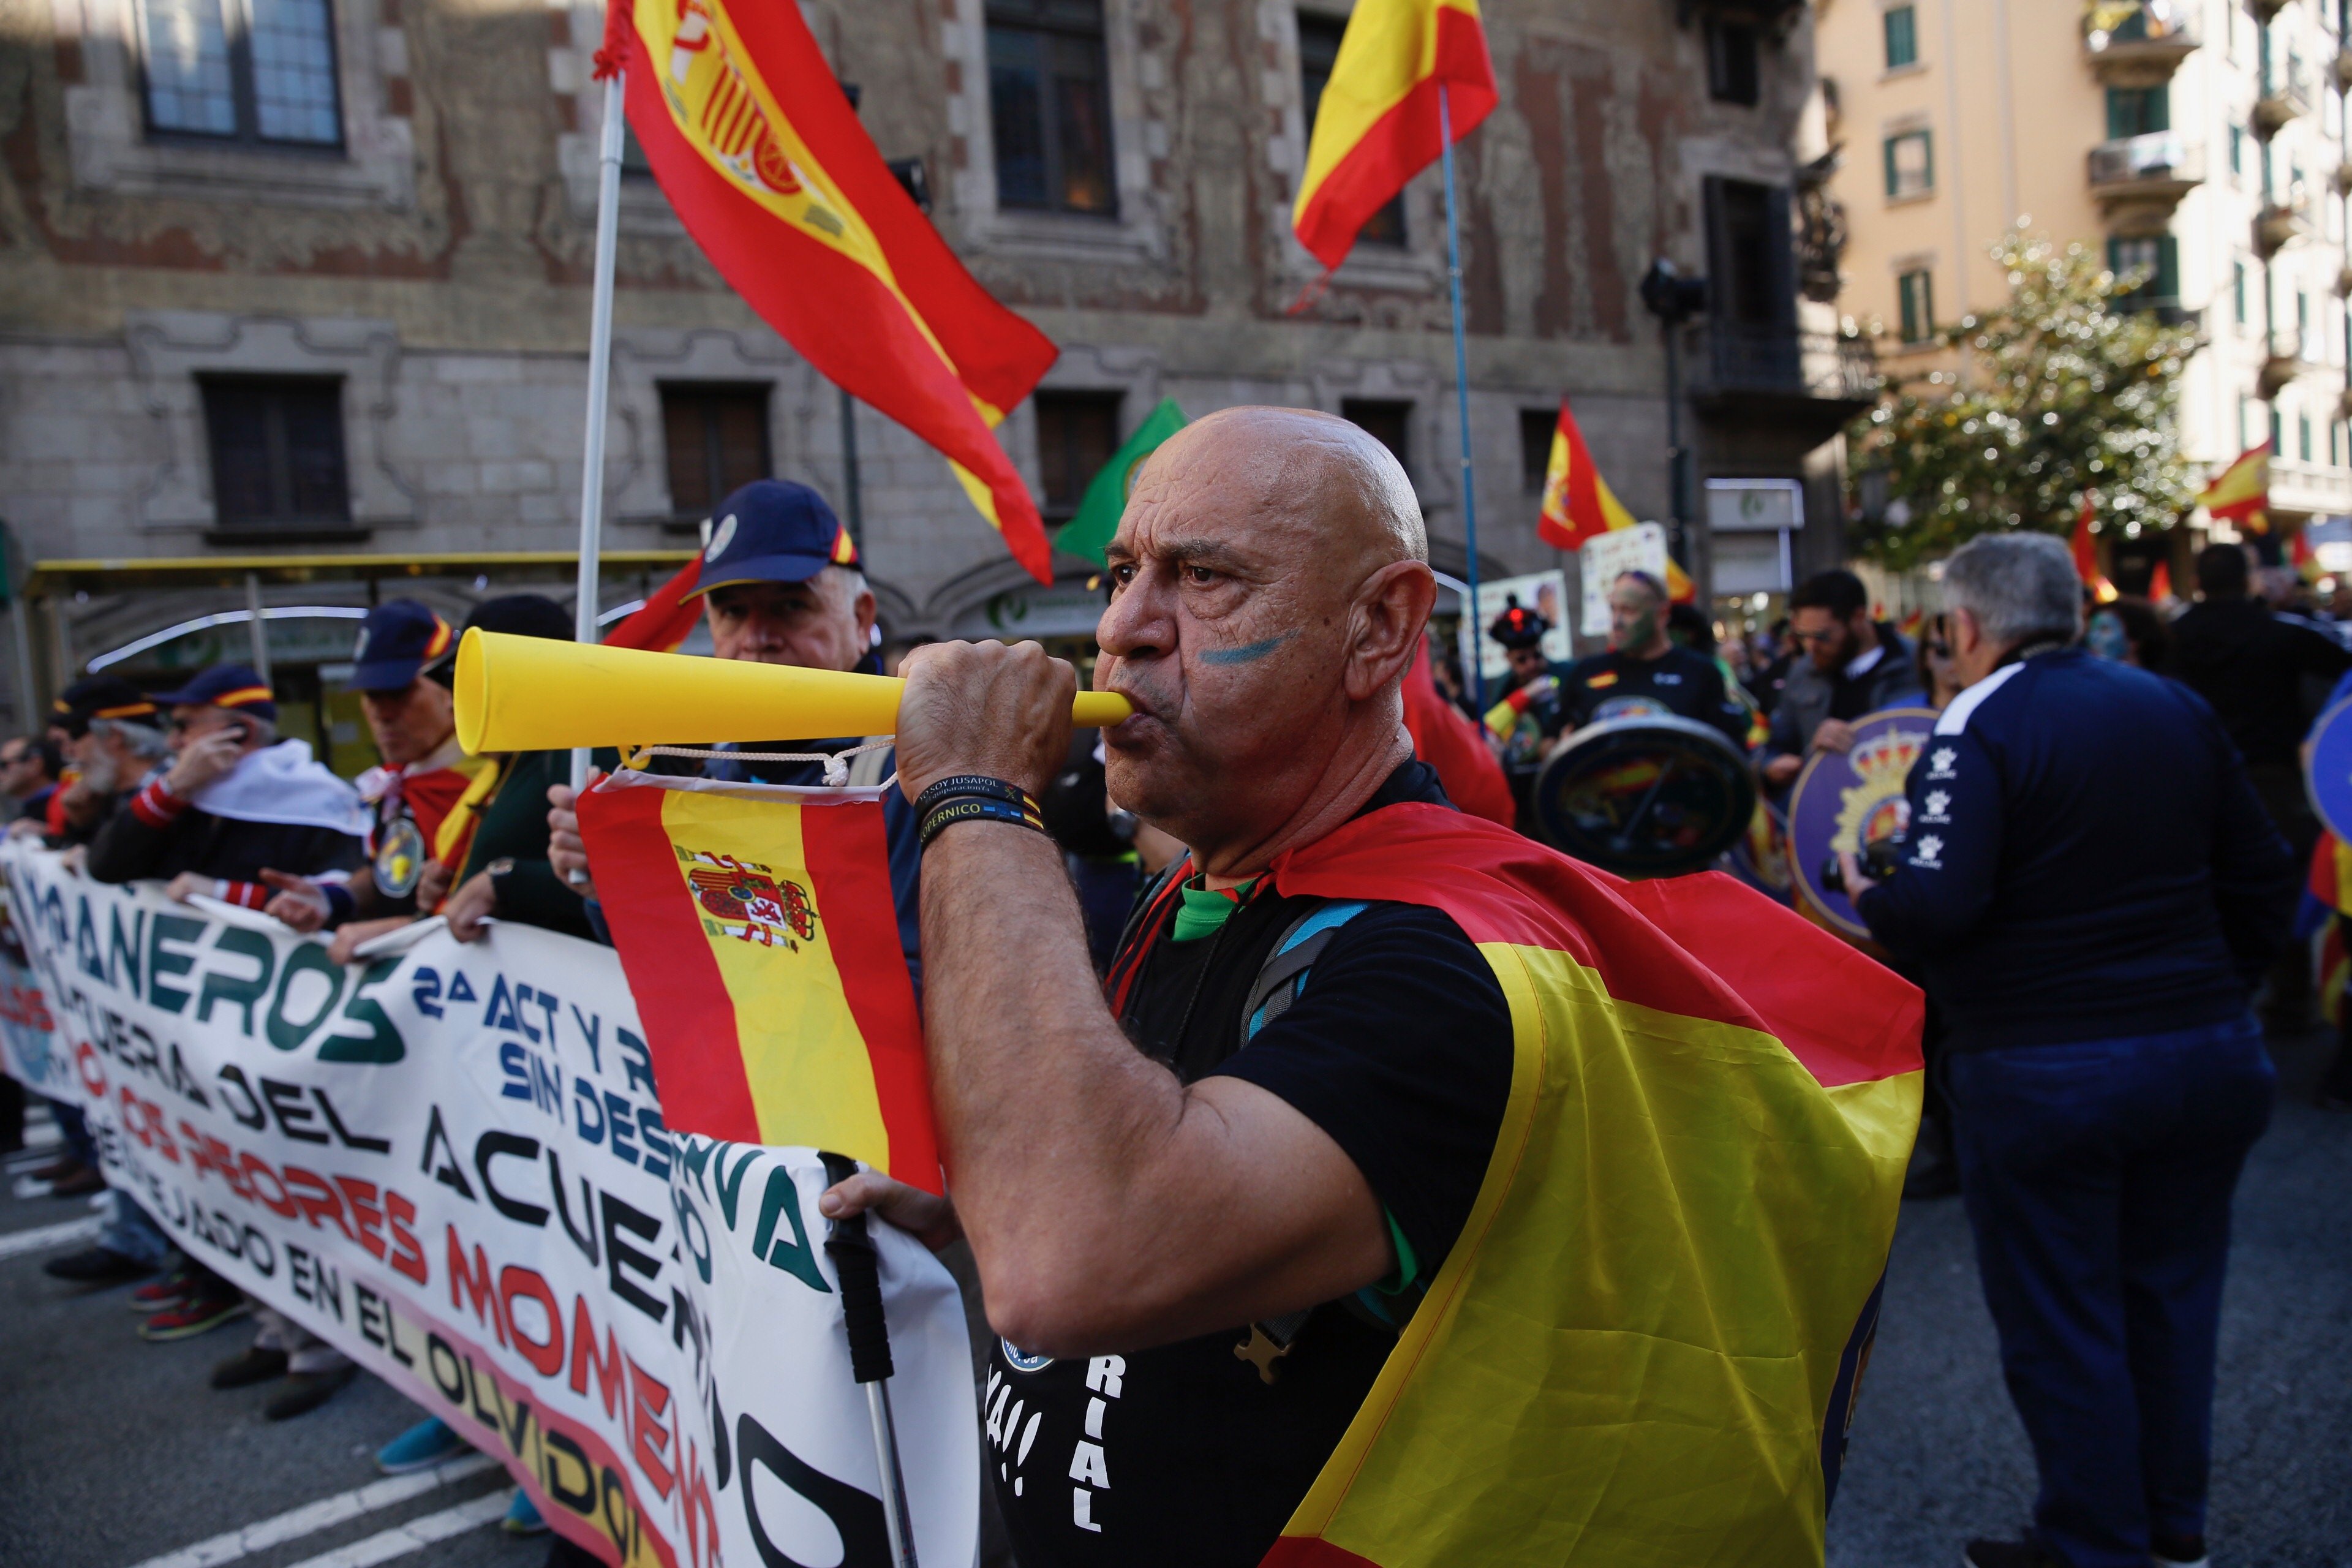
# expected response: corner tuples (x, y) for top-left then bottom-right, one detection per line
(1639, 259), (1709, 576)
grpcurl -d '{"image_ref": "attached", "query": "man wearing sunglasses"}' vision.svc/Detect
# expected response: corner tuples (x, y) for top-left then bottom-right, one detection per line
(1758, 568), (1923, 791)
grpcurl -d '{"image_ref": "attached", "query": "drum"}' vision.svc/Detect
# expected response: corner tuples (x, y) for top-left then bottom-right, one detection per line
(2305, 694), (2352, 843)
(1785, 707), (1941, 941)
(1529, 715), (1756, 878)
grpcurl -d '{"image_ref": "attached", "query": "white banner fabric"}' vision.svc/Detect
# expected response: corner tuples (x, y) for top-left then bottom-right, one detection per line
(0, 843), (976, 1568)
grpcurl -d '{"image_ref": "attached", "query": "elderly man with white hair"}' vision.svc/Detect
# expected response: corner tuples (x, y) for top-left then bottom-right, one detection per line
(1845, 531), (2297, 1568)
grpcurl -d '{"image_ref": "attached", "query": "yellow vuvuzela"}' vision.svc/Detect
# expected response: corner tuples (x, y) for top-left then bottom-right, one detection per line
(453, 628), (1134, 755)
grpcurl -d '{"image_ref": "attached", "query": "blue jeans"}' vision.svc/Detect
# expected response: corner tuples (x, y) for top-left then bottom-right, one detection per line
(1947, 1014), (2274, 1568)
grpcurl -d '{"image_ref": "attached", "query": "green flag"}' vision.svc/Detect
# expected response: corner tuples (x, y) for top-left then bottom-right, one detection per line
(1055, 398), (1188, 567)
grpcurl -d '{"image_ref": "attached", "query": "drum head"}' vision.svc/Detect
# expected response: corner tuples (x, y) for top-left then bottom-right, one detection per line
(1786, 707), (1941, 941)
(1529, 715), (1756, 878)
(2307, 695), (2352, 844)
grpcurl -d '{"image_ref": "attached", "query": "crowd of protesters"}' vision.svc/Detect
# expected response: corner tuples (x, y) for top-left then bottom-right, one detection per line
(6, 488), (2344, 1568)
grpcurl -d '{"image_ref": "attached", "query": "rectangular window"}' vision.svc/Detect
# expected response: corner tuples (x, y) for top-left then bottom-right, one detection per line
(2301, 290), (2318, 360)
(1341, 400), (1412, 473)
(200, 376), (350, 533)
(2234, 259), (2248, 326)
(140, 0), (341, 148)
(1032, 390), (1123, 522)
(1706, 18), (1760, 105)
(1299, 15), (1403, 244)
(1883, 4), (1918, 69)
(1883, 129), (1933, 199)
(660, 383), (771, 520)
(2106, 233), (2179, 310)
(1706, 176), (1800, 385)
(987, 0), (1115, 217)
(2105, 85), (2170, 139)
(1897, 268), (1935, 343)
(2230, 123), (2245, 179)
(1520, 409), (1557, 494)
(2271, 405), (2284, 456)
(2301, 409), (2315, 462)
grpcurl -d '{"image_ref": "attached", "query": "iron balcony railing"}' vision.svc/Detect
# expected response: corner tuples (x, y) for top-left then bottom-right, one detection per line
(1706, 327), (1878, 400)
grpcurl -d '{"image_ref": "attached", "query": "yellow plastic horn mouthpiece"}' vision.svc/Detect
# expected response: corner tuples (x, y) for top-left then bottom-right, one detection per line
(453, 628), (1134, 755)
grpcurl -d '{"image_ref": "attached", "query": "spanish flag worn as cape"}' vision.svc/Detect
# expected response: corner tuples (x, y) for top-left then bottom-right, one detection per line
(575, 772), (940, 1192)
(596, 0), (1060, 581)
(1257, 804), (1922, 1567)
(1292, 0), (1496, 271)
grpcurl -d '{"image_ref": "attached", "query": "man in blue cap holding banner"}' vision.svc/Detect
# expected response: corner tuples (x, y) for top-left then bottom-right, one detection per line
(547, 479), (922, 968)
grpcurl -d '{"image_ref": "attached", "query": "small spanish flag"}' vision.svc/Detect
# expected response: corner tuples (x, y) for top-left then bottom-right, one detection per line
(1292, 0), (1496, 271)
(2198, 444), (2271, 536)
(1537, 394), (1637, 553)
(576, 775), (940, 1191)
(597, 0), (1059, 579)
(600, 557), (706, 655)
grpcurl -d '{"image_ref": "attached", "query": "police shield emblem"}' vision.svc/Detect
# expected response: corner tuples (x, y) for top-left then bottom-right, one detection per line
(1786, 707), (1940, 941)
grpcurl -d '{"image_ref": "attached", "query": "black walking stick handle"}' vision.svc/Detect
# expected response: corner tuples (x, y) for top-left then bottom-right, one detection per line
(820, 1152), (895, 1384)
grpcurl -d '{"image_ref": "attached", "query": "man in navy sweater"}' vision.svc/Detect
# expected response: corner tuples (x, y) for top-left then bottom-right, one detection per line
(1847, 533), (2296, 1568)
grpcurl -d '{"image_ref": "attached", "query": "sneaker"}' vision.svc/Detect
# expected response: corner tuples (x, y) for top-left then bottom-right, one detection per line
(47, 1164), (105, 1197)
(138, 1291), (249, 1342)
(2152, 1531), (2210, 1568)
(500, 1487), (549, 1536)
(211, 1346), (290, 1389)
(264, 1364), (358, 1421)
(376, 1416), (470, 1475)
(128, 1269), (195, 1313)
(42, 1246), (153, 1286)
(1964, 1543), (2062, 1568)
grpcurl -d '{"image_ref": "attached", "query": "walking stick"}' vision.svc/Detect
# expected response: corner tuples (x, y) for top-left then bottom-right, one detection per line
(821, 1153), (919, 1568)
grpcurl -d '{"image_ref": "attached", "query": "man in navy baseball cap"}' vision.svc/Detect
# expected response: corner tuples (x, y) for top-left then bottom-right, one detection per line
(549, 477), (922, 970)
(349, 599), (456, 693)
(148, 663), (280, 724)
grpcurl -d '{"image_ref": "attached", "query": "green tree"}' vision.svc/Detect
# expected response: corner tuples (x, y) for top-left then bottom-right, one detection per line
(1846, 233), (2200, 571)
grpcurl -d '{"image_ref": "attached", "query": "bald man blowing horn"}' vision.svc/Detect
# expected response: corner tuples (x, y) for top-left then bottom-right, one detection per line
(829, 407), (1917, 1568)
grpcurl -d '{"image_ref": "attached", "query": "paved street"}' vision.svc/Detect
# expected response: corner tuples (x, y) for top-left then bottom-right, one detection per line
(2, 1025), (2346, 1568)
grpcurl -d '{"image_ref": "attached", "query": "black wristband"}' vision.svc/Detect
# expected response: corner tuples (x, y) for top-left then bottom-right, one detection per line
(914, 775), (1039, 816)
(919, 794), (1047, 850)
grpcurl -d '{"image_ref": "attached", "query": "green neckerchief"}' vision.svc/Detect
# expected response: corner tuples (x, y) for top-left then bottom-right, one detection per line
(1170, 873), (1264, 943)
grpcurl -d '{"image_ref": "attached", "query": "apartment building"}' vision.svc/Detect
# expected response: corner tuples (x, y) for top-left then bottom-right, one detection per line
(1, 0), (1864, 743)
(1819, 0), (2352, 586)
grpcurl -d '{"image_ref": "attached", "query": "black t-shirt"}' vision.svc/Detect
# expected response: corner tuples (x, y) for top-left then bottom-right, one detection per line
(986, 763), (1514, 1568)
(1553, 644), (1746, 745)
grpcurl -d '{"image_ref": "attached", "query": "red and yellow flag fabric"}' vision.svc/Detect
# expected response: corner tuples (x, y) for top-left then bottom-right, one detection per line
(1537, 395), (1696, 602)
(1292, 0), (1496, 270)
(597, 0), (1059, 580)
(1257, 804), (1922, 1567)
(575, 774), (940, 1192)
(2198, 444), (2271, 535)
(2072, 497), (2119, 602)
(601, 557), (707, 654)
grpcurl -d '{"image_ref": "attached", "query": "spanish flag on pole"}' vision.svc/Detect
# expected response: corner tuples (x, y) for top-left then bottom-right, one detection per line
(1538, 394), (1697, 603)
(1256, 805), (1922, 1566)
(2198, 444), (2271, 535)
(576, 773), (941, 1192)
(600, 557), (706, 654)
(597, 0), (1060, 581)
(1292, 0), (1496, 271)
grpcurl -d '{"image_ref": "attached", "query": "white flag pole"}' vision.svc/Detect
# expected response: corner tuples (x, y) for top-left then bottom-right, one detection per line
(571, 69), (628, 797)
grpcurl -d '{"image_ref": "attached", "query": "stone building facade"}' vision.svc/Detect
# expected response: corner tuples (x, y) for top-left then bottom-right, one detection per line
(0, 0), (1861, 742)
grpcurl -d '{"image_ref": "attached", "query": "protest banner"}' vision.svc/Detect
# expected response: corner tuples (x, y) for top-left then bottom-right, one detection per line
(0, 843), (976, 1568)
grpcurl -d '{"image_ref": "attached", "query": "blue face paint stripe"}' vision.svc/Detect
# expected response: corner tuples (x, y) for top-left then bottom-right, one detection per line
(1200, 635), (1287, 666)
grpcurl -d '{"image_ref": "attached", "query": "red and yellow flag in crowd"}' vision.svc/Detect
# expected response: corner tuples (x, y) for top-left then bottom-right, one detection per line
(576, 777), (941, 1192)
(2071, 497), (2119, 603)
(2198, 444), (2270, 535)
(1241, 806), (1920, 1566)
(1292, 0), (1496, 270)
(596, 0), (1060, 581)
(1537, 394), (1695, 602)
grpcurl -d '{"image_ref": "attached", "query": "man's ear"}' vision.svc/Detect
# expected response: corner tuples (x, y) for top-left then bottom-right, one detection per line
(854, 589), (878, 643)
(1346, 563), (1438, 702)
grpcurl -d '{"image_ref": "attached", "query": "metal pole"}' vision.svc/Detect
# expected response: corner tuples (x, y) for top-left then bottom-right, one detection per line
(2, 526), (37, 730)
(243, 572), (271, 684)
(867, 1379), (918, 1567)
(571, 70), (628, 794)
(1438, 83), (1485, 715)
(1662, 321), (1687, 573)
(839, 385), (864, 548)
(820, 1153), (918, 1567)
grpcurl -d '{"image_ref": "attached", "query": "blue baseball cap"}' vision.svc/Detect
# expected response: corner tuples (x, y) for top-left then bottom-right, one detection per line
(349, 600), (455, 692)
(149, 663), (279, 723)
(689, 480), (861, 599)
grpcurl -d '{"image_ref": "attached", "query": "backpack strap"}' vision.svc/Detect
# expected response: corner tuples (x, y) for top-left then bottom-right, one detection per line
(1242, 900), (1371, 1049)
